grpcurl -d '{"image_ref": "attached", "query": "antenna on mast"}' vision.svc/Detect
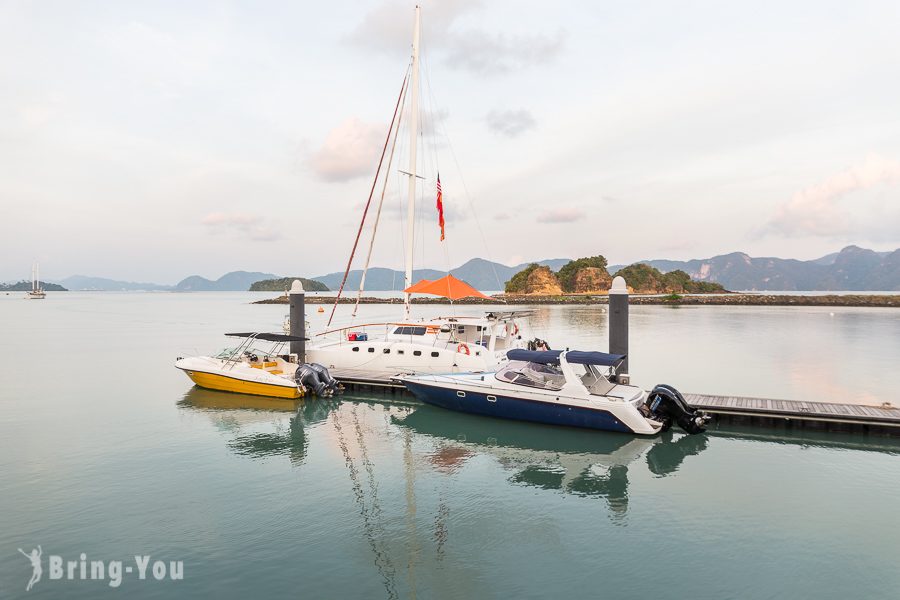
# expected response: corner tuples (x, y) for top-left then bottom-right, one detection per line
(403, 5), (421, 319)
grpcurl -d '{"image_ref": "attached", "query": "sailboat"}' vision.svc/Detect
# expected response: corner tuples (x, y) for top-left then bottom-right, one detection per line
(26, 263), (46, 299)
(304, 6), (532, 385)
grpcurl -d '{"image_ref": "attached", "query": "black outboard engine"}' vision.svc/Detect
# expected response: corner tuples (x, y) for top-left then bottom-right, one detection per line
(307, 363), (343, 395)
(646, 384), (711, 434)
(294, 363), (342, 397)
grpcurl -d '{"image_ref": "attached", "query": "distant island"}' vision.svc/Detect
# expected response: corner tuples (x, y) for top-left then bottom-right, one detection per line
(249, 277), (329, 292)
(1, 281), (67, 292)
(505, 256), (725, 295)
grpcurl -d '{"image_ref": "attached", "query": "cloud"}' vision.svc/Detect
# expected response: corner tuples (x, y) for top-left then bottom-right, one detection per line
(202, 212), (281, 241)
(536, 207), (586, 223)
(486, 109), (536, 138)
(349, 0), (563, 76)
(768, 154), (900, 236)
(443, 30), (563, 75)
(309, 118), (387, 182)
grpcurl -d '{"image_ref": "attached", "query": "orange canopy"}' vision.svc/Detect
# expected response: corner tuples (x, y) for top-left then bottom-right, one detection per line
(403, 274), (494, 301)
(402, 279), (432, 294)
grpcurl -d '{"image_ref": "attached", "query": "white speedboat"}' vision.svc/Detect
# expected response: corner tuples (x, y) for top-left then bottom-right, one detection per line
(26, 263), (46, 299)
(400, 349), (710, 436)
(175, 333), (341, 399)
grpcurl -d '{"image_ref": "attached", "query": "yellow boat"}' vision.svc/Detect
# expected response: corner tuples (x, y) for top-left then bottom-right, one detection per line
(175, 332), (307, 399)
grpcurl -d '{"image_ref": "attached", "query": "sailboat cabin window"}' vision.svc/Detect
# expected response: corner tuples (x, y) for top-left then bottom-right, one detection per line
(413, 350), (422, 356)
(352, 347), (359, 352)
(394, 326), (427, 336)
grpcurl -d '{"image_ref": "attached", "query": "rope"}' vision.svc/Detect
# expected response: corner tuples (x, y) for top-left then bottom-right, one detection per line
(354, 72), (410, 317)
(328, 69), (410, 327)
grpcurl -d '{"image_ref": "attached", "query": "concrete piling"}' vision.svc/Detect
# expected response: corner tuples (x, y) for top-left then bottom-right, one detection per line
(289, 280), (306, 362)
(609, 275), (629, 381)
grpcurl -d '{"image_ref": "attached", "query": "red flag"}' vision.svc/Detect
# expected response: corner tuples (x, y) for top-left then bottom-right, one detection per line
(436, 174), (445, 241)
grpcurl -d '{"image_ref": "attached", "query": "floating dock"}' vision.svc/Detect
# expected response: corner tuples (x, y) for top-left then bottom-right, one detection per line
(686, 393), (900, 435)
(341, 381), (900, 437)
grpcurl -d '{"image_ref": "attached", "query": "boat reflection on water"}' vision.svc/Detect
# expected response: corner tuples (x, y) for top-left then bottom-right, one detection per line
(178, 387), (338, 464)
(393, 404), (708, 517)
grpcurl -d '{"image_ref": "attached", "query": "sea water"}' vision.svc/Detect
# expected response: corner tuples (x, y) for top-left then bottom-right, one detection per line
(1, 292), (898, 599)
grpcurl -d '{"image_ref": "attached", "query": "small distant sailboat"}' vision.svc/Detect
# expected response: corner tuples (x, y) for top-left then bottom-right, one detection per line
(26, 263), (46, 299)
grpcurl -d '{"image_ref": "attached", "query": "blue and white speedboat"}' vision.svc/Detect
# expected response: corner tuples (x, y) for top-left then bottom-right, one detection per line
(400, 349), (710, 436)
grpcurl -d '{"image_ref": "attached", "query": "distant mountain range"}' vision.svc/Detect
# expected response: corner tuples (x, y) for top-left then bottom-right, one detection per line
(310, 258), (572, 291)
(173, 271), (280, 292)
(609, 246), (900, 291)
(47, 271), (280, 292)
(1, 280), (67, 292)
(52, 275), (173, 291)
(30, 246), (900, 292)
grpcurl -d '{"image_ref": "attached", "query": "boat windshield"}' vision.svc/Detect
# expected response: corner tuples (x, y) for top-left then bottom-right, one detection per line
(495, 360), (565, 391)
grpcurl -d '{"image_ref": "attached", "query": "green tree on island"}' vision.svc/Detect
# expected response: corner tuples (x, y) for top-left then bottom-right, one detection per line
(505, 264), (541, 293)
(557, 256), (609, 292)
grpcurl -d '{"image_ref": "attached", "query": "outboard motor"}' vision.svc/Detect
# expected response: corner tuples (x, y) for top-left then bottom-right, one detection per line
(294, 363), (342, 397)
(646, 384), (711, 434)
(295, 364), (331, 397)
(307, 363), (343, 395)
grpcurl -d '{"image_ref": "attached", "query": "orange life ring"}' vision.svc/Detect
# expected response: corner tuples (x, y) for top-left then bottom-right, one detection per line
(457, 343), (471, 356)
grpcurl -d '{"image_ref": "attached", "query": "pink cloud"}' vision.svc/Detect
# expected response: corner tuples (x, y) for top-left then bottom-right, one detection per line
(201, 212), (280, 241)
(309, 118), (386, 182)
(537, 207), (586, 223)
(769, 154), (900, 236)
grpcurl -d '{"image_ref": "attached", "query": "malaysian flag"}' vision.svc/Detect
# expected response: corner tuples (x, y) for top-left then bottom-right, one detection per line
(436, 174), (445, 241)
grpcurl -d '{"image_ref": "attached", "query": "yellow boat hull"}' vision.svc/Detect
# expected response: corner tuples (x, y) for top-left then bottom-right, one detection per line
(183, 369), (303, 399)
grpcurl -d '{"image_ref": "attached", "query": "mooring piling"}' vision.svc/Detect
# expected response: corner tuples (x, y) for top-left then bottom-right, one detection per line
(609, 275), (629, 381)
(289, 280), (306, 362)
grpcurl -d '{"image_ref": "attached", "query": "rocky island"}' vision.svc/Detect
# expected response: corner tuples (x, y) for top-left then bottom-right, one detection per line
(253, 255), (899, 307)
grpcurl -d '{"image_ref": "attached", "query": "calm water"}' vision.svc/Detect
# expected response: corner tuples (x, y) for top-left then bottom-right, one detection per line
(1, 292), (899, 599)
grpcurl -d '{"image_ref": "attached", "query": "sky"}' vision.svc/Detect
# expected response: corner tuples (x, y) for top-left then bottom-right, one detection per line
(1, 0), (899, 284)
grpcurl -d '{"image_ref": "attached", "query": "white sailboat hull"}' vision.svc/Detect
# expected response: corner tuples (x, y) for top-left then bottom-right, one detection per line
(306, 339), (506, 385)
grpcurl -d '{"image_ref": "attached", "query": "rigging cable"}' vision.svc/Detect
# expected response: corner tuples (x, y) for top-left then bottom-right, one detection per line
(421, 53), (507, 300)
(328, 68), (411, 327)
(354, 73), (411, 317)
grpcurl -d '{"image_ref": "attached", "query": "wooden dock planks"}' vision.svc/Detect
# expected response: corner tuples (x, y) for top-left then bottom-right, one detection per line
(686, 392), (900, 427)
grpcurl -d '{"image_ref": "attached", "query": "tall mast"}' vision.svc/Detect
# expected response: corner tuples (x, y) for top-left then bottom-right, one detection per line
(403, 5), (421, 319)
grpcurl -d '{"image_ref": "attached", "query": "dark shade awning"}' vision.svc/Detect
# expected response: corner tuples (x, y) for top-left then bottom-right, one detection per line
(506, 349), (625, 367)
(507, 349), (563, 364)
(225, 332), (309, 342)
(564, 350), (626, 367)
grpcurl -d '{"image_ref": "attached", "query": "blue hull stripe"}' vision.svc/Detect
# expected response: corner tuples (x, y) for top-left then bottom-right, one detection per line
(403, 381), (635, 434)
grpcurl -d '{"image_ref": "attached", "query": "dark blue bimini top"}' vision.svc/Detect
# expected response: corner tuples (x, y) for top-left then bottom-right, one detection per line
(565, 350), (626, 367)
(506, 349), (625, 367)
